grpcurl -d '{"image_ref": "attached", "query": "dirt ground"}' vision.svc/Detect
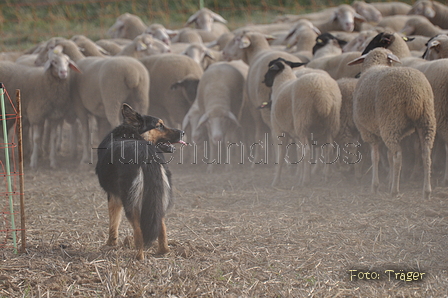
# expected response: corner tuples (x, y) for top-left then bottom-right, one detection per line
(1, 144), (448, 297)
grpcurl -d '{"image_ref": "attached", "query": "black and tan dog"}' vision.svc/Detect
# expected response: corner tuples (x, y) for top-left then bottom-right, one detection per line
(95, 104), (185, 260)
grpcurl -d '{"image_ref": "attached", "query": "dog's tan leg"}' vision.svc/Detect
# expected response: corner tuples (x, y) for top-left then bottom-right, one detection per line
(129, 210), (145, 260)
(157, 217), (170, 254)
(107, 194), (122, 246)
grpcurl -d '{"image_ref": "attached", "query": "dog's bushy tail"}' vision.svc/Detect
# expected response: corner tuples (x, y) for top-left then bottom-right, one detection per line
(139, 164), (171, 246)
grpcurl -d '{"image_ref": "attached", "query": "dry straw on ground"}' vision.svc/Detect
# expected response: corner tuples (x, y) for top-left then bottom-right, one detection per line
(1, 157), (448, 297)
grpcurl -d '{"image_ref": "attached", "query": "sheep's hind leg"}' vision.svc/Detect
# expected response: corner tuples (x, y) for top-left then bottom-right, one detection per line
(370, 143), (380, 194)
(389, 148), (402, 197)
(30, 124), (43, 169)
(49, 122), (59, 169)
(418, 127), (433, 199)
(271, 132), (287, 187)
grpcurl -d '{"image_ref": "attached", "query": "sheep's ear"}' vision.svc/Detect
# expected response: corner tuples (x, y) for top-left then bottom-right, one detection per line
(166, 29), (178, 38)
(264, 35), (276, 42)
(387, 53), (401, 64)
(185, 11), (200, 26)
(69, 60), (82, 73)
(347, 55), (366, 65)
(227, 111), (241, 127)
(284, 28), (297, 42)
(205, 49), (215, 60)
(288, 61), (307, 68)
(122, 104), (142, 126)
(207, 40), (219, 48)
(43, 59), (52, 72)
(211, 12), (227, 24)
(196, 113), (209, 129)
(239, 36), (251, 49)
(182, 113), (191, 131)
(137, 40), (148, 51)
(354, 12), (366, 23)
(428, 40), (441, 53)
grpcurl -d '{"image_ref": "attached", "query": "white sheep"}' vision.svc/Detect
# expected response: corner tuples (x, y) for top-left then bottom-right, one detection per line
(193, 61), (248, 172)
(400, 16), (448, 37)
(107, 13), (146, 40)
(422, 34), (448, 60)
(34, 39), (151, 167)
(116, 33), (171, 58)
(311, 4), (366, 33)
(70, 35), (108, 57)
(370, 1), (412, 16)
(95, 39), (125, 55)
(0, 46), (81, 168)
(184, 8), (230, 42)
(281, 20), (321, 53)
(306, 33), (363, 79)
(348, 48), (436, 199)
(222, 31), (303, 163)
(376, 15), (412, 32)
(263, 58), (341, 187)
(139, 53), (203, 128)
(145, 23), (177, 45)
(170, 28), (204, 44)
(408, 0), (448, 29)
(180, 42), (223, 70)
(352, 1), (383, 23)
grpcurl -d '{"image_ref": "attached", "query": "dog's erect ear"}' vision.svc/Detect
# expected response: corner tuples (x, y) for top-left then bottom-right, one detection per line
(122, 104), (143, 127)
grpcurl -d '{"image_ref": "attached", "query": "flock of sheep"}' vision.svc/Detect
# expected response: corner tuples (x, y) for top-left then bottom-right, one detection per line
(1, 0), (448, 199)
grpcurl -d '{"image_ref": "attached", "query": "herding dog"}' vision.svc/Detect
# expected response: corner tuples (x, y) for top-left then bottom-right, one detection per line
(95, 104), (185, 260)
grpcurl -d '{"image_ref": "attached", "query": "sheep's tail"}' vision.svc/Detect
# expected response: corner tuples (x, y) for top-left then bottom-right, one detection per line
(406, 94), (425, 122)
(139, 164), (172, 246)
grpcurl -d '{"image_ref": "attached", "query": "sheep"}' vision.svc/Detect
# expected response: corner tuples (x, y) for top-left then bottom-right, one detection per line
(280, 19), (321, 53)
(400, 16), (448, 37)
(222, 31), (304, 163)
(342, 29), (380, 52)
(95, 39), (124, 55)
(361, 31), (412, 59)
(115, 33), (171, 58)
(311, 4), (366, 33)
(348, 47), (436, 199)
(145, 23), (177, 45)
(171, 28), (204, 44)
(376, 15), (411, 32)
(34, 39), (151, 167)
(180, 42), (223, 70)
(192, 61), (249, 172)
(335, 77), (364, 179)
(107, 13), (147, 40)
(306, 33), (363, 79)
(274, 7), (336, 24)
(0, 46), (81, 168)
(138, 54), (203, 128)
(263, 58), (341, 187)
(206, 32), (235, 51)
(184, 8), (230, 42)
(70, 35), (108, 57)
(185, 8), (228, 32)
(361, 31), (448, 185)
(352, 1), (383, 23)
(408, 0), (448, 29)
(370, 2), (412, 16)
(422, 34), (448, 60)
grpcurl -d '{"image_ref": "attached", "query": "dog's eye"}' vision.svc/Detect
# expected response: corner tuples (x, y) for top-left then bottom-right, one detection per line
(156, 123), (164, 130)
